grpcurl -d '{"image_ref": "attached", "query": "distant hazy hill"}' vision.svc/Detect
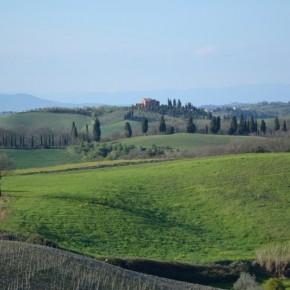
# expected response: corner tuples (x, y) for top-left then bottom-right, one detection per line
(0, 94), (66, 112)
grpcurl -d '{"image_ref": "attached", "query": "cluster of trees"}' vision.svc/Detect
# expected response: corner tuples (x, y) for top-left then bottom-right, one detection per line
(71, 119), (101, 144)
(71, 141), (172, 160)
(134, 98), (210, 119)
(30, 107), (107, 117)
(228, 115), (287, 135)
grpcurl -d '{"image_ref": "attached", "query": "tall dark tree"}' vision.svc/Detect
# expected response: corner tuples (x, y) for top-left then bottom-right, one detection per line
(260, 120), (267, 135)
(210, 116), (220, 134)
(238, 114), (246, 135)
(173, 99), (177, 108)
(85, 124), (90, 141)
(186, 117), (196, 133)
(159, 115), (167, 133)
(228, 116), (238, 135)
(93, 118), (101, 142)
(142, 118), (149, 134)
(249, 116), (256, 133)
(216, 116), (221, 132)
(177, 99), (182, 109)
(71, 122), (78, 142)
(124, 122), (132, 138)
(274, 117), (280, 131)
(282, 120), (287, 132)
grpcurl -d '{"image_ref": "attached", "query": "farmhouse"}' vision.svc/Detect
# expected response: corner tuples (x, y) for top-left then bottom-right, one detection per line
(140, 98), (160, 108)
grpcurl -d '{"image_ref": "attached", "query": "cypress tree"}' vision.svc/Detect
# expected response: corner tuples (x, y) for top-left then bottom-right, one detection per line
(217, 116), (221, 133)
(238, 114), (246, 135)
(71, 122), (78, 137)
(274, 117), (280, 131)
(85, 124), (90, 141)
(31, 136), (34, 148)
(142, 118), (149, 134)
(159, 116), (167, 133)
(282, 120), (287, 132)
(93, 118), (101, 142)
(254, 120), (258, 133)
(124, 122), (132, 138)
(186, 117), (196, 133)
(228, 116), (238, 135)
(210, 116), (220, 134)
(173, 99), (177, 108)
(260, 120), (267, 135)
(249, 116), (256, 133)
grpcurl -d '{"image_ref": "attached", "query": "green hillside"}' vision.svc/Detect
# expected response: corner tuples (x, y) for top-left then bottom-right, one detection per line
(2, 153), (290, 263)
(0, 149), (81, 169)
(0, 111), (141, 139)
(102, 120), (141, 139)
(0, 112), (92, 132)
(119, 133), (265, 151)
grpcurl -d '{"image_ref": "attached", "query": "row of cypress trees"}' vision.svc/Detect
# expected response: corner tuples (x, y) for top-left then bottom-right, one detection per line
(124, 115), (289, 139)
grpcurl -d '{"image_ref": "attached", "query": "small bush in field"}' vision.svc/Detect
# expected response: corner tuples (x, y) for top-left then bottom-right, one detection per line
(265, 279), (285, 290)
(233, 272), (262, 290)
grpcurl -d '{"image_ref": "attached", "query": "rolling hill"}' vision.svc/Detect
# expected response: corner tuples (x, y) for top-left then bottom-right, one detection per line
(2, 153), (290, 265)
(0, 94), (66, 112)
(0, 111), (140, 139)
(0, 111), (92, 133)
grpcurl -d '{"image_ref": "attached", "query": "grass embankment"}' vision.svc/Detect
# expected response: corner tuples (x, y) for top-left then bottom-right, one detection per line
(13, 159), (164, 175)
(119, 133), (265, 151)
(2, 153), (290, 264)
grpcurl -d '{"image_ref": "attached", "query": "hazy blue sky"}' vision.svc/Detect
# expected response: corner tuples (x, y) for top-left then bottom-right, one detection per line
(0, 1), (290, 103)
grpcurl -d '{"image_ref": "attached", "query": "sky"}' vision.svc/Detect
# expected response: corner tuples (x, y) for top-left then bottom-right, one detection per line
(0, 1), (290, 104)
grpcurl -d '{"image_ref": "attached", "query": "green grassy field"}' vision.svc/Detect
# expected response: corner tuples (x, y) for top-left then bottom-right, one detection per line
(0, 112), (92, 132)
(0, 111), (141, 139)
(102, 120), (141, 138)
(119, 133), (265, 151)
(0, 149), (81, 169)
(2, 153), (290, 264)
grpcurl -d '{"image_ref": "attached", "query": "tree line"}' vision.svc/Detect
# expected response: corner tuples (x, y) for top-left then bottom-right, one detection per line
(133, 98), (211, 119)
(123, 115), (288, 138)
(0, 115), (288, 149)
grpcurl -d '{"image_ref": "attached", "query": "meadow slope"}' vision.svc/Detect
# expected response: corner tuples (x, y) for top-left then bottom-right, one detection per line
(118, 133), (265, 151)
(0, 111), (140, 139)
(0, 149), (81, 169)
(1, 153), (290, 263)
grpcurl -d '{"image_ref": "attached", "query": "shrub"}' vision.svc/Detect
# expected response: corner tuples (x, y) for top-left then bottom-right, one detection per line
(256, 242), (290, 277)
(233, 272), (262, 290)
(264, 279), (285, 290)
